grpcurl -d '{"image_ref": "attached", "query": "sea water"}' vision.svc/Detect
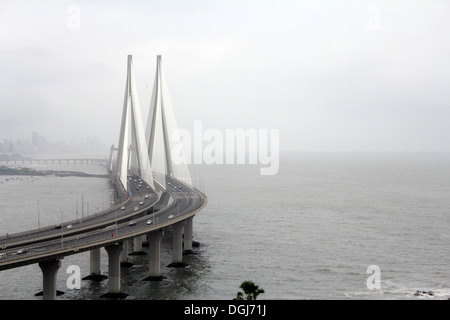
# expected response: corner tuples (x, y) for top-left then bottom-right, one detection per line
(0, 152), (449, 300)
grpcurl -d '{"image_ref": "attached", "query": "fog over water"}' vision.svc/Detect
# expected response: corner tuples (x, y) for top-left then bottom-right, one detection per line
(0, 153), (449, 300)
(1, 1), (449, 154)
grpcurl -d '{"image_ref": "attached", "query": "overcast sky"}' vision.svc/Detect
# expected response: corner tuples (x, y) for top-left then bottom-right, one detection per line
(0, 0), (449, 153)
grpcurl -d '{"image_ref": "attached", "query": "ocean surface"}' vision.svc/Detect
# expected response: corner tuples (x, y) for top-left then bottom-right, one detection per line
(0, 152), (449, 300)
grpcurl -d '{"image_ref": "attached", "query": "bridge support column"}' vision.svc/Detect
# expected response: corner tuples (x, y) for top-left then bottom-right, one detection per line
(101, 243), (127, 299)
(142, 234), (149, 247)
(120, 240), (133, 267)
(130, 236), (146, 255)
(168, 220), (187, 267)
(143, 230), (165, 281)
(38, 259), (61, 300)
(83, 248), (107, 281)
(90, 248), (101, 276)
(184, 216), (195, 254)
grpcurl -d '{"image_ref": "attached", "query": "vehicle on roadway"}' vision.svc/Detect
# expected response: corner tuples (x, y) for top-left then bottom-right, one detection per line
(128, 221), (136, 226)
(168, 215), (174, 220)
(120, 206), (126, 210)
(16, 248), (28, 254)
(146, 219), (152, 225)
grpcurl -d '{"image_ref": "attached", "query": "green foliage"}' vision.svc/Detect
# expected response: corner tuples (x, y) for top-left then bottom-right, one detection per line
(234, 281), (265, 300)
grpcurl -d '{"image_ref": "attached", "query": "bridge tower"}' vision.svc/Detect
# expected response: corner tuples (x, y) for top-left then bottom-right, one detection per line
(145, 55), (192, 190)
(108, 144), (116, 173)
(115, 55), (155, 193)
(145, 55), (197, 270)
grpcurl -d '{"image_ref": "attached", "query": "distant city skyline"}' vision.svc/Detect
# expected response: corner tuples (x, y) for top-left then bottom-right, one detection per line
(0, 131), (107, 156)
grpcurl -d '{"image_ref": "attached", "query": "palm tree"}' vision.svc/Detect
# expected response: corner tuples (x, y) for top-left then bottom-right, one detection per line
(234, 281), (265, 300)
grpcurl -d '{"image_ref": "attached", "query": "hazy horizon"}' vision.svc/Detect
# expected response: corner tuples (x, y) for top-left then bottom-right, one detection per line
(1, 0), (449, 153)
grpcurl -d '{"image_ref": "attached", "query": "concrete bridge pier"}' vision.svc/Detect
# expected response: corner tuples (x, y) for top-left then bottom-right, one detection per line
(183, 216), (195, 254)
(83, 248), (107, 281)
(90, 248), (101, 274)
(101, 243), (127, 299)
(168, 220), (187, 267)
(143, 230), (165, 281)
(38, 259), (61, 300)
(120, 240), (133, 267)
(142, 234), (149, 247)
(130, 236), (146, 255)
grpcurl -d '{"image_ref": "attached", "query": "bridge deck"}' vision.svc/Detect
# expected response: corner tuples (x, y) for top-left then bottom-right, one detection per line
(0, 175), (207, 271)
(0, 174), (157, 250)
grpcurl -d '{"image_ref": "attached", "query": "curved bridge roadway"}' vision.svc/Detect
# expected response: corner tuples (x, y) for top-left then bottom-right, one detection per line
(0, 175), (207, 271)
(0, 174), (157, 251)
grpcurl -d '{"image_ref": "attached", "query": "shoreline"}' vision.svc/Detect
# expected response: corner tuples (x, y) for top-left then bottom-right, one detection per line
(0, 166), (108, 178)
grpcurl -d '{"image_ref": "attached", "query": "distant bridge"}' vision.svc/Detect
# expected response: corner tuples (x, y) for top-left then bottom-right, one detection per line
(0, 158), (107, 166)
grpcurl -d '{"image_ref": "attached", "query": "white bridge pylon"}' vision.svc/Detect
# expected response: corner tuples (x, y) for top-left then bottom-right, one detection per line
(146, 55), (192, 190)
(115, 55), (155, 192)
(115, 54), (191, 193)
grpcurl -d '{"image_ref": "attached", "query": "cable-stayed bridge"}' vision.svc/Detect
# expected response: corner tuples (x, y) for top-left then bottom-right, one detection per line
(0, 55), (207, 299)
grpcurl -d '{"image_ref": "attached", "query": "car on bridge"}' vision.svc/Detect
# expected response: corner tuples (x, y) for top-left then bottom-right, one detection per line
(128, 221), (136, 226)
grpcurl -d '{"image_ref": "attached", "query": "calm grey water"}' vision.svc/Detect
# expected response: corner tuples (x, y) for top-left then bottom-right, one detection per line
(0, 152), (449, 300)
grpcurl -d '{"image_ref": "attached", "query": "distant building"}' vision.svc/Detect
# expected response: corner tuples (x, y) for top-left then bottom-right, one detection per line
(32, 131), (40, 146)
(3, 139), (9, 153)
